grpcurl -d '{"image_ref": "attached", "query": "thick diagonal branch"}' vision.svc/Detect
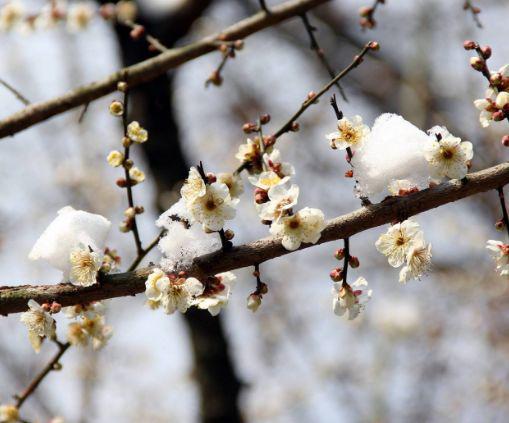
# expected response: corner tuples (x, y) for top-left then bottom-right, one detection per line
(1, 162), (508, 315)
(0, 0), (330, 139)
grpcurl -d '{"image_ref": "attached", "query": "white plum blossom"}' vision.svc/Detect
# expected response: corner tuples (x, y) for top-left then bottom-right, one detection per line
(126, 121), (148, 143)
(486, 240), (509, 277)
(0, 404), (19, 423)
(375, 219), (423, 268)
(0, 1), (24, 31)
(258, 183), (299, 221)
(332, 277), (372, 320)
(399, 240), (432, 283)
(66, 2), (93, 32)
(193, 272), (236, 316)
(107, 150), (124, 167)
(181, 167), (206, 206)
(65, 301), (112, 349)
(129, 167), (145, 183)
(235, 138), (261, 167)
(424, 126), (473, 180)
(247, 294), (262, 312)
(351, 114), (431, 201)
(217, 172), (244, 199)
(262, 149), (295, 178)
(269, 207), (325, 251)
(326, 115), (370, 151)
(248, 170), (289, 191)
(474, 88), (498, 128)
(29, 206), (111, 285)
(144, 268), (204, 314)
(189, 182), (238, 232)
(20, 300), (56, 353)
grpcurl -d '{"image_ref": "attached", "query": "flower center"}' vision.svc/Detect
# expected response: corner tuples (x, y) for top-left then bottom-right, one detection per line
(396, 236), (406, 246)
(440, 147), (454, 160)
(205, 199), (216, 210)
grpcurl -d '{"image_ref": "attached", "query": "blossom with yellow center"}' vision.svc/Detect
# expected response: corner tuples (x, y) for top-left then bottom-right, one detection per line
(69, 246), (101, 286)
(189, 182), (238, 232)
(375, 219), (423, 268)
(269, 207), (325, 251)
(217, 172), (244, 198)
(126, 121), (148, 143)
(399, 241), (432, 283)
(20, 300), (56, 353)
(162, 277), (204, 314)
(235, 138), (262, 173)
(107, 150), (124, 167)
(248, 170), (289, 191)
(325, 115), (370, 151)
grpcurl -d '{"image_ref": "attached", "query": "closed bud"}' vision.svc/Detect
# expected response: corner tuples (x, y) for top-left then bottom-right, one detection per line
(334, 248), (345, 260)
(234, 39), (244, 50)
(224, 229), (235, 240)
(463, 40), (477, 50)
(345, 169), (354, 178)
(123, 158), (134, 169)
(134, 206), (145, 214)
(490, 73), (502, 86)
(116, 178), (128, 188)
(207, 70), (223, 86)
(349, 256), (360, 268)
(255, 193), (268, 204)
(117, 81), (128, 92)
(493, 110), (505, 121)
(50, 302), (62, 314)
(368, 41), (380, 51)
(124, 207), (136, 218)
(122, 136), (131, 147)
(359, 6), (373, 17)
(119, 221), (130, 233)
(206, 172), (217, 183)
(242, 122), (257, 133)
(291, 121), (300, 132)
(130, 24), (145, 40)
(260, 113), (271, 124)
(307, 91), (317, 101)
(470, 56), (485, 71)
(263, 135), (276, 147)
(481, 45), (492, 59)
(330, 268), (343, 282)
(502, 135), (509, 147)
(109, 100), (124, 116)
(247, 293), (262, 312)
(496, 219), (505, 230)
(259, 282), (268, 295)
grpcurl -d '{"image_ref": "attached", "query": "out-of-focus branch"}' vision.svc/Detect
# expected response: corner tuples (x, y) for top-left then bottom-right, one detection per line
(0, 0), (331, 139)
(463, 1), (482, 29)
(2, 162), (509, 315)
(0, 78), (30, 106)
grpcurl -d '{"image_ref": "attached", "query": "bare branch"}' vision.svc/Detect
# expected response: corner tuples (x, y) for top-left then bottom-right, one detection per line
(0, 78), (30, 106)
(0, 0), (331, 140)
(2, 162), (509, 316)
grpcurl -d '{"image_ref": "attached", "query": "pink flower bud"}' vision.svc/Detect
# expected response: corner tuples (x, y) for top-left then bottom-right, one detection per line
(330, 268), (344, 282)
(334, 248), (345, 260)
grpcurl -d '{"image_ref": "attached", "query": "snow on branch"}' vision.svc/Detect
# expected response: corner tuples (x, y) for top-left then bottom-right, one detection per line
(2, 161), (509, 316)
(0, 0), (331, 139)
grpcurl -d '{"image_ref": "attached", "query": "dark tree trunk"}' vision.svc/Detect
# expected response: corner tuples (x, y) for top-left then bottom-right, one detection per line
(104, 2), (243, 421)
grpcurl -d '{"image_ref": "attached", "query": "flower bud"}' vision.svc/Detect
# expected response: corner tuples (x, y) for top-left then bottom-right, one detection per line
(247, 293), (262, 312)
(219, 43), (228, 54)
(345, 169), (354, 178)
(50, 302), (62, 314)
(207, 70), (223, 86)
(493, 110), (505, 121)
(502, 135), (509, 147)
(334, 248), (345, 260)
(117, 81), (128, 92)
(260, 113), (271, 124)
(349, 256), (360, 268)
(116, 178), (128, 188)
(291, 121), (300, 132)
(123, 158), (134, 169)
(495, 91), (509, 109)
(109, 100), (124, 116)
(130, 24), (145, 40)
(41, 303), (51, 312)
(242, 122), (257, 133)
(490, 73), (502, 86)
(119, 221), (130, 233)
(122, 136), (131, 148)
(234, 39), (244, 50)
(259, 282), (268, 294)
(124, 207), (136, 218)
(359, 6), (373, 17)
(224, 229), (235, 240)
(463, 40), (477, 50)
(329, 268), (343, 282)
(368, 41), (380, 51)
(263, 135), (276, 148)
(135, 206), (145, 214)
(470, 56), (485, 71)
(207, 172), (217, 183)
(481, 45), (492, 59)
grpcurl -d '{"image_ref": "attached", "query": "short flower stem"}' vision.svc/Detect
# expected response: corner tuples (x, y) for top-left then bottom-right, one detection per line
(253, 263), (263, 292)
(342, 237), (350, 287)
(497, 186), (509, 239)
(14, 339), (70, 410)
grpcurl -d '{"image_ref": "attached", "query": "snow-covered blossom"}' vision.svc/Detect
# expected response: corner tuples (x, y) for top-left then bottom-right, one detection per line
(69, 245), (102, 286)
(332, 277), (372, 320)
(262, 149), (295, 178)
(375, 219), (423, 268)
(248, 170), (289, 190)
(189, 182), (238, 232)
(399, 240), (432, 283)
(65, 302), (112, 349)
(107, 150), (124, 167)
(193, 272), (236, 316)
(181, 167), (206, 206)
(66, 2), (93, 32)
(351, 114), (431, 201)
(0, 1), (24, 31)
(235, 138), (262, 173)
(258, 183), (299, 221)
(424, 127), (473, 180)
(20, 300), (56, 353)
(269, 207), (325, 251)
(0, 404), (19, 423)
(217, 172), (244, 198)
(144, 268), (204, 314)
(326, 115), (370, 151)
(129, 167), (145, 183)
(486, 240), (509, 277)
(126, 121), (148, 143)
(29, 206), (111, 284)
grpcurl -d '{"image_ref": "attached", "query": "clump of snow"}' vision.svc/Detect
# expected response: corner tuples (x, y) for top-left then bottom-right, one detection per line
(351, 113), (432, 202)
(157, 199), (221, 272)
(29, 206), (111, 270)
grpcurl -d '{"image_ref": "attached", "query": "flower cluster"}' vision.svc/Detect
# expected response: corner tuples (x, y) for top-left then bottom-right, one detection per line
(65, 302), (112, 350)
(0, 0), (137, 33)
(144, 268), (236, 316)
(375, 219), (432, 283)
(238, 123), (325, 251)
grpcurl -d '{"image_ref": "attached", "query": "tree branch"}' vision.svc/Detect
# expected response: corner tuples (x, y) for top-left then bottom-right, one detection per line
(1, 162), (509, 316)
(0, 0), (331, 140)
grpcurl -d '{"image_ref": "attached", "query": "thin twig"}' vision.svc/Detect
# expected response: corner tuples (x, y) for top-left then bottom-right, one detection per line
(127, 229), (166, 272)
(13, 340), (70, 409)
(300, 13), (347, 101)
(78, 102), (90, 123)
(0, 78), (30, 105)
(497, 187), (509, 239)
(342, 237), (350, 286)
(463, 1), (482, 29)
(117, 20), (169, 53)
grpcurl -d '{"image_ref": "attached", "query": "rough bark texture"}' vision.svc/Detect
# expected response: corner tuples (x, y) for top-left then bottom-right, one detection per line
(2, 161), (509, 315)
(0, 0), (330, 139)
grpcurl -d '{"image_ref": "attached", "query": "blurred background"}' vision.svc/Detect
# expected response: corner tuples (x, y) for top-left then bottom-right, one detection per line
(1, 0), (509, 421)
